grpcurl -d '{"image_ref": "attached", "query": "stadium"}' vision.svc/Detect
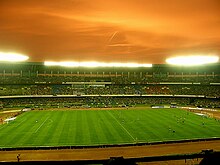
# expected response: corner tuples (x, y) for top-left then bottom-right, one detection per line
(0, 62), (220, 164)
(1, 0), (220, 164)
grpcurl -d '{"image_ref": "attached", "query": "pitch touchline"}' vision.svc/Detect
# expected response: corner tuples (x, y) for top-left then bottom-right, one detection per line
(107, 111), (135, 141)
(34, 116), (49, 133)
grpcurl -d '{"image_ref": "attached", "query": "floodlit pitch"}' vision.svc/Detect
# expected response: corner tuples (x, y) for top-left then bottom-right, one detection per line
(0, 108), (220, 148)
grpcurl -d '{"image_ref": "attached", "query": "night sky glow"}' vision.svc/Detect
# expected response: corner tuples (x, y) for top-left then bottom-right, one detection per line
(0, 0), (220, 64)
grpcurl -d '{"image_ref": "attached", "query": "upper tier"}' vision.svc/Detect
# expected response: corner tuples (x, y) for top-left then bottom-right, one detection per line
(0, 62), (219, 84)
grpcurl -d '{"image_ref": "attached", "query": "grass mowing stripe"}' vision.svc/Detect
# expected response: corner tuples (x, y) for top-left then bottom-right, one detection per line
(48, 111), (65, 145)
(97, 111), (118, 144)
(147, 111), (170, 137)
(107, 110), (135, 141)
(34, 112), (56, 145)
(34, 116), (49, 133)
(70, 111), (79, 145)
(57, 111), (70, 145)
(106, 110), (133, 143)
(15, 117), (27, 128)
(75, 110), (83, 145)
(63, 111), (75, 145)
(124, 111), (149, 142)
(188, 119), (220, 138)
(0, 124), (6, 130)
(0, 108), (220, 148)
(81, 111), (91, 145)
(64, 112), (73, 144)
(137, 110), (164, 141)
(0, 112), (43, 147)
(86, 111), (100, 144)
(95, 111), (110, 144)
(20, 112), (51, 147)
(119, 110), (144, 142)
(181, 113), (215, 138)
(105, 110), (128, 143)
(46, 111), (64, 145)
(39, 112), (55, 145)
(153, 110), (200, 140)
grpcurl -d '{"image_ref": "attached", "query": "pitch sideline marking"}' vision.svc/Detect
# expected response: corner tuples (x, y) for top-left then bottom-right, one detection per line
(107, 111), (135, 141)
(34, 116), (49, 133)
(0, 124), (6, 130)
(16, 117), (27, 128)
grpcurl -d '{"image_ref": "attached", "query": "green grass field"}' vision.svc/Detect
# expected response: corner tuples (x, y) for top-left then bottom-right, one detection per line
(0, 108), (220, 148)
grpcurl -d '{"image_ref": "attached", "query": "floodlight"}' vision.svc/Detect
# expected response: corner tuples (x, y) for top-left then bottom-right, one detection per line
(44, 61), (59, 66)
(0, 52), (29, 62)
(60, 62), (80, 67)
(44, 61), (152, 68)
(166, 55), (219, 66)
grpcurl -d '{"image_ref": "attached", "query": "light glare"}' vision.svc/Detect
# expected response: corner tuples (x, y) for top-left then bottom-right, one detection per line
(44, 61), (152, 67)
(166, 55), (219, 66)
(0, 52), (29, 62)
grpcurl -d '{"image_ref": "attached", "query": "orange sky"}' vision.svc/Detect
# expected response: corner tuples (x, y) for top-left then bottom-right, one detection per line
(0, 0), (220, 64)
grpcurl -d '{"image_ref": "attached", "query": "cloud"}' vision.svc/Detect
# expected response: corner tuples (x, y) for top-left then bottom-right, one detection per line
(0, 0), (219, 63)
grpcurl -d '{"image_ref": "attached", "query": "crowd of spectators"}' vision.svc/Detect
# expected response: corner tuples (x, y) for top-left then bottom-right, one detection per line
(0, 84), (219, 97)
(1, 96), (219, 109)
(0, 73), (219, 85)
(193, 98), (220, 108)
(1, 64), (219, 110)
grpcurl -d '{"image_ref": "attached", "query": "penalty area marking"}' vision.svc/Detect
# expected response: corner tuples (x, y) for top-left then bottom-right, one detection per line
(107, 111), (135, 141)
(34, 116), (49, 133)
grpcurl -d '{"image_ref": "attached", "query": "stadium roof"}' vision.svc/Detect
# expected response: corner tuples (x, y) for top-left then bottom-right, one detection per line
(0, 0), (220, 64)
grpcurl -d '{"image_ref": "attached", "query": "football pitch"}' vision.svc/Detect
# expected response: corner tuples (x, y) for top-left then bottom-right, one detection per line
(0, 108), (220, 148)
